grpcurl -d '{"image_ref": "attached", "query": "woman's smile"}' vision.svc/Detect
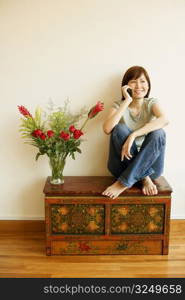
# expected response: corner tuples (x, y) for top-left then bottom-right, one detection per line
(133, 89), (146, 97)
(135, 89), (144, 93)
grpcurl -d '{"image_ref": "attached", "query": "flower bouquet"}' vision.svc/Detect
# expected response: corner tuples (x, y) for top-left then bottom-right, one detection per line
(18, 100), (104, 184)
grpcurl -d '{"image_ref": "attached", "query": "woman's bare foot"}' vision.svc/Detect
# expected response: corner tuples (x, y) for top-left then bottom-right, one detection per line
(102, 180), (128, 199)
(142, 176), (158, 195)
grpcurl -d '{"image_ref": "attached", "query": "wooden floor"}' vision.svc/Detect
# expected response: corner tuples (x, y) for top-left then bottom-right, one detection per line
(0, 220), (185, 278)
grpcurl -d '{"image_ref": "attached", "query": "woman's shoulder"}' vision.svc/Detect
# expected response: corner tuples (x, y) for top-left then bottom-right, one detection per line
(144, 98), (159, 115)
(144, 97), (159, 104)
(144, 97), (159, 108)
(112, 99), (122, 109)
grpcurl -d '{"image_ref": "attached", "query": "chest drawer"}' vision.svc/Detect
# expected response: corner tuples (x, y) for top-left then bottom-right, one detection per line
(51, 204), (105, 235)
(111, 204), (165, 234)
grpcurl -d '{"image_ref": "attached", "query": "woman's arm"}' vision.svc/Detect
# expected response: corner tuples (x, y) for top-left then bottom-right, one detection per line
(121, 103), (169, 160)
(103, 99), (131, 134)
(103, 85), (133, 134)
(131, 103), (169, 138)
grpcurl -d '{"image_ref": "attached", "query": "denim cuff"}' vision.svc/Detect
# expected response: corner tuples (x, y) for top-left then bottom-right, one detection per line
(117, 177), (132, 188)
(118, 168), (155, 188)
(138, 168), (155, 181)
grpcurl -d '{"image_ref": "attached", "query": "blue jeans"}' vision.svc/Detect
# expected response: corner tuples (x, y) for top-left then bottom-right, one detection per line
(107, 124), (166, 187)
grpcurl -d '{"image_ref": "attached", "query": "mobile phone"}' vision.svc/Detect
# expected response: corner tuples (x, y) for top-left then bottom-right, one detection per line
(127, 88), (132, 96)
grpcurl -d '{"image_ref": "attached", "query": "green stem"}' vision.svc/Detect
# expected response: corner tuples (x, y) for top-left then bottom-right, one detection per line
(49, 154), (67, 182)
(80, 118), (89, 131)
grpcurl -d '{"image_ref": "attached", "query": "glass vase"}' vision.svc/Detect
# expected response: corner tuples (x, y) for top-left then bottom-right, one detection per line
(49, 155), (66, 185)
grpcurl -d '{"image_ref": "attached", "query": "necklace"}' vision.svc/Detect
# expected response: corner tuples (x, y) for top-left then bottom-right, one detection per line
(128, 101), (145, 121)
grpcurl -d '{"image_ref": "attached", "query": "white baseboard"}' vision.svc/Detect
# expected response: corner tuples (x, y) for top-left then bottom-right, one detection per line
(0, 216), (44, 220)
(171, 215), (185, 219)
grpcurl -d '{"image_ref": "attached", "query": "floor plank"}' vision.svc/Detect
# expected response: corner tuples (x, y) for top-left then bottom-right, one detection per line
(0, 220), (185, 278)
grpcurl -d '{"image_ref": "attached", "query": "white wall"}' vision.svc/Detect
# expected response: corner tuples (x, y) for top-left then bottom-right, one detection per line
(0, 0), (185, 219)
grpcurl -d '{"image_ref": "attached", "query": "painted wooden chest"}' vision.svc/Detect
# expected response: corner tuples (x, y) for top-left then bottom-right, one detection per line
(43, 176), (172, 255)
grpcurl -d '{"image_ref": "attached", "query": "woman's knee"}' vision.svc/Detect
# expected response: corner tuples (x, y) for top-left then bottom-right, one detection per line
(112, 123), (132, 140)
(147, 129), (166, 142)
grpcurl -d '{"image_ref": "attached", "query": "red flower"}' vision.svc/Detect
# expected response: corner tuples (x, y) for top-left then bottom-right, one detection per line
(69, 125), (76, 133)
(47, 130), (54, 138)
(60, 131), (70, 141)
(73, 129), (83, 139)
(32, 129), (42, 138)
(79, 242), (91, 252)
(88, 101), (104, 119)
(40, 133), (46, 140)
(18, 105), (32, 118)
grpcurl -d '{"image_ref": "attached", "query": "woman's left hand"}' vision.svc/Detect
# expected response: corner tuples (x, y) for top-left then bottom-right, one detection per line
(121, 133), (136, 161)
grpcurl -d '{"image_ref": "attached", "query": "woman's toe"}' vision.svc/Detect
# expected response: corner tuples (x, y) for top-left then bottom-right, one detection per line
(153, 188), (157, 195)
(151, 188), (154, 195)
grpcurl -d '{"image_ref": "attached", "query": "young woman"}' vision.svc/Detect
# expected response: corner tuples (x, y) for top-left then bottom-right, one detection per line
(102, 66), (169, 199)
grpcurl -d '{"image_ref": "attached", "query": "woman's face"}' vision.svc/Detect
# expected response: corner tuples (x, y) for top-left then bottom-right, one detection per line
(128, 73), (149, 99)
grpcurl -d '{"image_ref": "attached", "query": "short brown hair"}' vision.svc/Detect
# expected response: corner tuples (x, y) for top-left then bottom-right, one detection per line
(121, 66), (151, 100)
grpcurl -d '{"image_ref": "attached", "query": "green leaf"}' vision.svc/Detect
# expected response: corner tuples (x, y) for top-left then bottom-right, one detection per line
(35, 107), (41, 126)
(76, 148), (82, 153)
(46, 149), (52, 156)
(35, 152), (42, 161)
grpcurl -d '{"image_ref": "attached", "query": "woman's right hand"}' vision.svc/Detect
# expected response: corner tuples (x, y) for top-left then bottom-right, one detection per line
(121, 85), (133, 102)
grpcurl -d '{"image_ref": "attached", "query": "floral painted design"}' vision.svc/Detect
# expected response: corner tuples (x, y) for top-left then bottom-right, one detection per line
(51, 204), (105, 234)
(111, 204), (164, 234)
(51, 240), (160, 255)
